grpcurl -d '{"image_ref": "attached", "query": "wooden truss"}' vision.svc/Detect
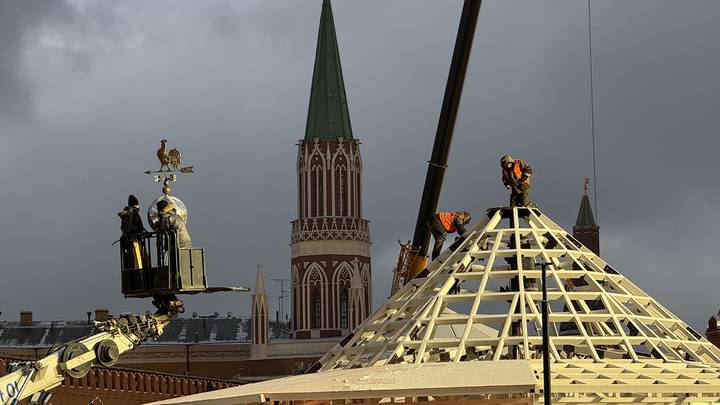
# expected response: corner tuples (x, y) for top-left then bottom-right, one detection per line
(534, 359), (720, 400)
(317, 207), (720, 401)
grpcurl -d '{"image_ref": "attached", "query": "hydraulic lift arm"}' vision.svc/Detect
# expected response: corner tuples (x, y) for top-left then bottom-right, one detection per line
(0, 310), (174, 404)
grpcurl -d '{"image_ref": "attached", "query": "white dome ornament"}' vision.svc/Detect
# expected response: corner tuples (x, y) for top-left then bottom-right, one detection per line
(147, 195), (188, 229)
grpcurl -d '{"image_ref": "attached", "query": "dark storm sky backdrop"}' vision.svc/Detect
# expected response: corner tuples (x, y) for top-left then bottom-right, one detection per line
(0, 0), (718, 331)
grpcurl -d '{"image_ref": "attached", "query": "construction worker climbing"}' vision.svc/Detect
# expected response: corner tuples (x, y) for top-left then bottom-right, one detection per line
(501, 155), (533, 207)
(428, 211), (471, 260)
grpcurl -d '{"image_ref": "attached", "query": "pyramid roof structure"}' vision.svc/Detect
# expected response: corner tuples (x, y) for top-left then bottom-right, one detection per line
(317, 206), (720, 402)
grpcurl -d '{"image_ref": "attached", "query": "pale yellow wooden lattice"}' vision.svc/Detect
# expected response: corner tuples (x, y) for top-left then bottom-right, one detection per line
(316, 207), (720, 402)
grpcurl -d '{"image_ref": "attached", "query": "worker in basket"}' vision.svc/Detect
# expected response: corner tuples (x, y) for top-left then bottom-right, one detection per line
(153, 199), (192, 249)
(118, 194), (147, 269)
(428, 211), (471, 260)
(501, 155), (533, 208)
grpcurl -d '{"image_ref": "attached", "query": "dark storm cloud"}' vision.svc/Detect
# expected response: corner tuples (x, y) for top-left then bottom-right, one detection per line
(0, 0), (718, 332)
(0, 0), (73, 120)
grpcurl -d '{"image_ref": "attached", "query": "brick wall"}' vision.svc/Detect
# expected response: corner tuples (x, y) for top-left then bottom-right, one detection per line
(0, 358), (236, 404)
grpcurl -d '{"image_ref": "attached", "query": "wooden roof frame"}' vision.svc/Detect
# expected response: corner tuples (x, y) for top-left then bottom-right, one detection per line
(315, 207), (720, 402)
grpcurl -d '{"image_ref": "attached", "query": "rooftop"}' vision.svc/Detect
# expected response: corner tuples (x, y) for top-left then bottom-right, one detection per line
(0, 317), (292, 348)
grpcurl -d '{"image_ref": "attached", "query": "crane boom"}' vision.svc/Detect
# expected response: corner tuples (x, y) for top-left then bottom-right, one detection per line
(404, 0), (482, 283)
(0, 311), (173, 404)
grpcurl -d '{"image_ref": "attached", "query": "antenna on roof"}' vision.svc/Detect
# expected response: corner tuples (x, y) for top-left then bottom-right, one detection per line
(271, 278), (291, 326)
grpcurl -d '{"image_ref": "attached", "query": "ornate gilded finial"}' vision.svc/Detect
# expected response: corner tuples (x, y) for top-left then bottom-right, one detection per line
(145, 140), (194, 195)
(161, 176), (175, 195)
(584, 177), (590, 194)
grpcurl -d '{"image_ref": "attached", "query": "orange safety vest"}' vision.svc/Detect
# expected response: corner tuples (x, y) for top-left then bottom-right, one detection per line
(438, 212), (458, 233)
(502, 160), (530, 185)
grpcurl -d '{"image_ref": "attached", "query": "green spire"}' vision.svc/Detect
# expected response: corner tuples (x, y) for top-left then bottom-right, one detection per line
(575, 178), (597, 228)
(304, 0), (353, 140)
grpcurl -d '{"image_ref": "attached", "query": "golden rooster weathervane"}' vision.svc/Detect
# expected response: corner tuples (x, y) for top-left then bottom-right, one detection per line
(145, 140), (195, 195)
(156, 139), (192, 172)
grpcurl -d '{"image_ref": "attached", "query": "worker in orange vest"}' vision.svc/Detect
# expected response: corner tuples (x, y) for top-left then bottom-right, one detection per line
(501, 155), (533, 207)
(428, 211), (471, 260)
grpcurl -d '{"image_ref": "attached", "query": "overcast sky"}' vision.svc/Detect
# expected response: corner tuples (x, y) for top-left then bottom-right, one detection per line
(0, 0), (718, 332)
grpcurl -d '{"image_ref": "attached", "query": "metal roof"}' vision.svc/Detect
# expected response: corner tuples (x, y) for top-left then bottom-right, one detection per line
(574, 187), (597, 228)
(0, 318), (292, 347)
(304, 0), (353, 141)
(575, 190), (597, 228)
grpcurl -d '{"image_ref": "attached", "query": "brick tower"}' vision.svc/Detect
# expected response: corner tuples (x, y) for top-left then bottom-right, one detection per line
(707, 312), (720, 349)
(573, 177), (599, 254)
(290, 0), (371, 339)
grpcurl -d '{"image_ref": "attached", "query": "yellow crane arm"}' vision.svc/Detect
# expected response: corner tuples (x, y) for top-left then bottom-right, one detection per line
(0, 312), (172, 404)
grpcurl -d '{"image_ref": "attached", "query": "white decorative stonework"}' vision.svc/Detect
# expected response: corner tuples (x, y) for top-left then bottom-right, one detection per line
(291, 217), (370, 243)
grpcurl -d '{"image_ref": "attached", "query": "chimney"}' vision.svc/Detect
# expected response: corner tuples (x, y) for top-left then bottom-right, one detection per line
(94, 309), (109, 322)
(20, 311), (33, 326)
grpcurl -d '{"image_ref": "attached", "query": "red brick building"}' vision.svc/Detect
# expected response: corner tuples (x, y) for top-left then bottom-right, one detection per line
(0, 357), (235, 405)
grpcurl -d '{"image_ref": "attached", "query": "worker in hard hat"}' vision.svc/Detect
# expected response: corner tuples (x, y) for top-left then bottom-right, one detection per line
(153, 199), (192, 248)
(501, 155), (533, 207)
(428, 211), (471, 260)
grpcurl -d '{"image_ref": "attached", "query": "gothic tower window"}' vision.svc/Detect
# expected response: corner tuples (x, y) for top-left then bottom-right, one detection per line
(311, 289), (321, 329)
(334, 265), (352, 330)
(339, 288), (349, 329)
(306, 267), (325, 330)
(335, 166), (345, 216)
(315, 165), (323, 216)
(310, 170), (317, 217)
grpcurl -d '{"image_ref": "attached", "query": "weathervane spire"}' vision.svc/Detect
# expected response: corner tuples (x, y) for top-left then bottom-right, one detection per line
(145, 139), (195, 195)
